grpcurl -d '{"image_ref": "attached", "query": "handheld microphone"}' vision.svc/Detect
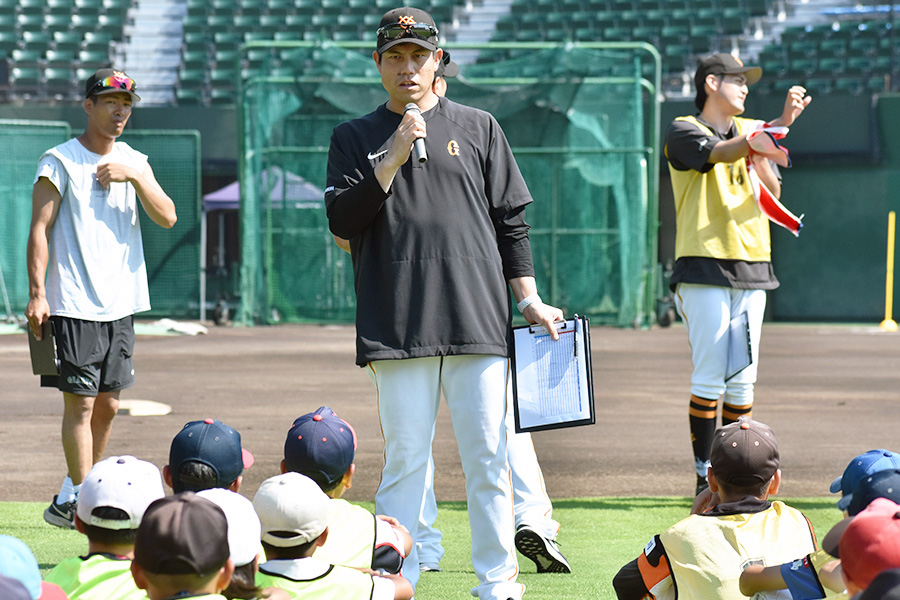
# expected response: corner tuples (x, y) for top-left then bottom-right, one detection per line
(404, 102), (427, 163)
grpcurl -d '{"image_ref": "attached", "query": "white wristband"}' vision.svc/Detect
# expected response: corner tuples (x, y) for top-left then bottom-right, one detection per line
(516, 294), (541, 313)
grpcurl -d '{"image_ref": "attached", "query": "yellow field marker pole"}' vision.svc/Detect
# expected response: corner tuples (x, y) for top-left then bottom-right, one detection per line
(880, 210), (898, 332)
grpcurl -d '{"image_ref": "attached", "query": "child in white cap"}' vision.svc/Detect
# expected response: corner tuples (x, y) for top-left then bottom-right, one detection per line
(46, 455), (164, 600)
(196, 488), (289, 600)
(253, 473), (413, 600)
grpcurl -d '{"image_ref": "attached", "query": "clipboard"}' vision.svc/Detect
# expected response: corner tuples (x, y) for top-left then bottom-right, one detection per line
(725, 311), (752, 382)
(510, 316), (595, 433)
(28, 322), (59, 376)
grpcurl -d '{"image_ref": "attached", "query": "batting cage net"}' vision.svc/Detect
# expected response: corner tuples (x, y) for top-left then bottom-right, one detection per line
(0, 120), (71, 323)
(117, 130), (203, 318)
(237, 42), (661, 327)
(0, 124), (202, 320)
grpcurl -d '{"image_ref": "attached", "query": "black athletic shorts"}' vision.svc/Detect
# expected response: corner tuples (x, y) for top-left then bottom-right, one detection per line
(40, 315), (136, 396)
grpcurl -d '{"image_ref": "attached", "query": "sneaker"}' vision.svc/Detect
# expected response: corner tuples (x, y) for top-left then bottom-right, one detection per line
(43, 495), (76, 529)
(419, 562), (442, 572)
(514, 525), (571, 574)
(695, 474), (710, 496)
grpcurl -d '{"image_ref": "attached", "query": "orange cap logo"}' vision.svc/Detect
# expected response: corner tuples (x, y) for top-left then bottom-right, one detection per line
(398, 15), (416, 28)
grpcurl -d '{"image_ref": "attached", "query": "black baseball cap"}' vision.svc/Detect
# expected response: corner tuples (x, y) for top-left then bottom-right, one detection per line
(693, 53), (760, 111)
(436, 51), (459, 79)
(84, 68), (141, 103)
(710, 417), (779, 487)
(377, 7), (439, 54)
(695, 53), (762, 89)
(133, 493), (230, 576)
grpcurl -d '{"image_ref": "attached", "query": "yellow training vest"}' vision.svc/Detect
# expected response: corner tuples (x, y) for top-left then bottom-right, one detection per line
(668, 116), (772, 262)
(314, 498), (377, 568)
(256, 562), (375, 599)
(658, 501), (816, 599)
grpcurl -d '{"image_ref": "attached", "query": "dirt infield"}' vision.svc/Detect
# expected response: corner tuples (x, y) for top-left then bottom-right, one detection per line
(1, 322), (898, 503)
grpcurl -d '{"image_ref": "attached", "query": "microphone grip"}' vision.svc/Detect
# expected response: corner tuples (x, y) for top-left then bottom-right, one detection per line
(404, 102), (427, 163)
(413, 138), (427, 163)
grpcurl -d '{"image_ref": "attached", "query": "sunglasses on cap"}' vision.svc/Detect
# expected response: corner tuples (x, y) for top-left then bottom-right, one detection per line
(377, 21), (438, 41)
(89, 75), (136, 96)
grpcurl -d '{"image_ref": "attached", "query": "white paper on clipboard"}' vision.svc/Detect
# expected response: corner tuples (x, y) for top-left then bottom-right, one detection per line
(725, 311), (752, 382)
(511, 317), (594, 432)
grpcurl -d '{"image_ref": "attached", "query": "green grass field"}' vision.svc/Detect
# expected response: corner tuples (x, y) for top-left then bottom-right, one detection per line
(4, 497), (842, 600)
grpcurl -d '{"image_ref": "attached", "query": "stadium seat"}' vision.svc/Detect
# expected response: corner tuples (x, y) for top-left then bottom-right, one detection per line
(849, 37), (877, 56)
(74, 0), (102, 17)
(18, 0), (44, 15)
(258, 14), (284, 33)
(0, 30), (16, 54)
(83, 31), (113, 51)
(209, 87), (235, 104)
(52, 31), (82, 52)
(182, 15), (207, 35)
(178, 68), (207, 90)
(11, 49), (43, 67)
(818, 56), (845, 75)
(804, 77), (832, 95)
(45, 66), (75, 98)
(210, 67), (237, 89)
(867, 75), (886, 93)
(210, 0), (235, 14)
(16, 13), (45, 29)
(78, 49), (111, 67)
(819, 37), (847, 58)
(10, 67), (42, 96)
(845, 55), (871, 75)
(214, 31), (243, 51)
(208, 14), (233, 31)
(70, 14), (96, 33)
(45, 49), (76, 66)
(214, 49), (241, 68)
(233, 15), (258, 32)
(833, 75), (865, 95)
(176, 87), (205, 104)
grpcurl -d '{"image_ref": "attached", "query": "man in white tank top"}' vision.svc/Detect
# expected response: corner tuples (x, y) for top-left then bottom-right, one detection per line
(25, 69), (177, 528)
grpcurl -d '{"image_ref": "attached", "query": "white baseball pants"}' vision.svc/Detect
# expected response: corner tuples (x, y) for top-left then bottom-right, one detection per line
(369, 355), (524, 600)
(417, 381), (560, 565)
(674, 283), (767, 407)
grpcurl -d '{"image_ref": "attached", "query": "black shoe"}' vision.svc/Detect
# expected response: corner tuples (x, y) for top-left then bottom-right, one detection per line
(514, 525), (571, 574)
(695, 474), (709, 496)
(44, 495), (76, 529)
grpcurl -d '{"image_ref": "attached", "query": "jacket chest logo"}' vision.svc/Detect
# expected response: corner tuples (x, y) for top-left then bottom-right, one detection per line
(447, 140), (460, 156)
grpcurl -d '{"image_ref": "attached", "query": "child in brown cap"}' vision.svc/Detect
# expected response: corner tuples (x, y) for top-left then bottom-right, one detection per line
(130, 493), (234, 600)
(613, 417), (818, 600)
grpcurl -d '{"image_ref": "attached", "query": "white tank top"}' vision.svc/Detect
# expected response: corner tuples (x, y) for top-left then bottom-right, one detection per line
(35, 137), (150, 321)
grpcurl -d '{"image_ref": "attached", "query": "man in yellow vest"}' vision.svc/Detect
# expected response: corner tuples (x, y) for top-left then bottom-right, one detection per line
(665, 53), (812, 494)
(612, 417), (817, 599)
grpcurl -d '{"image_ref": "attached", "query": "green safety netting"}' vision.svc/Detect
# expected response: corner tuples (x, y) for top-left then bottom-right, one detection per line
(0, 124), (202, 320)
(238, 42), (660, 327)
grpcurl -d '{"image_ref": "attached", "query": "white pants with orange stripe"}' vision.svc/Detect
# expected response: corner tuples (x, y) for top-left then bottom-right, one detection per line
(368, 355), (524, 600)
(674, 283), (767, 407)
(417, 386), (560, 566)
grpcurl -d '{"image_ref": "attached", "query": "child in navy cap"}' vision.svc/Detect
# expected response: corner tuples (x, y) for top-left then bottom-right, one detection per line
(164, 418), (254, 493)
(281, 406), (412, 573)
